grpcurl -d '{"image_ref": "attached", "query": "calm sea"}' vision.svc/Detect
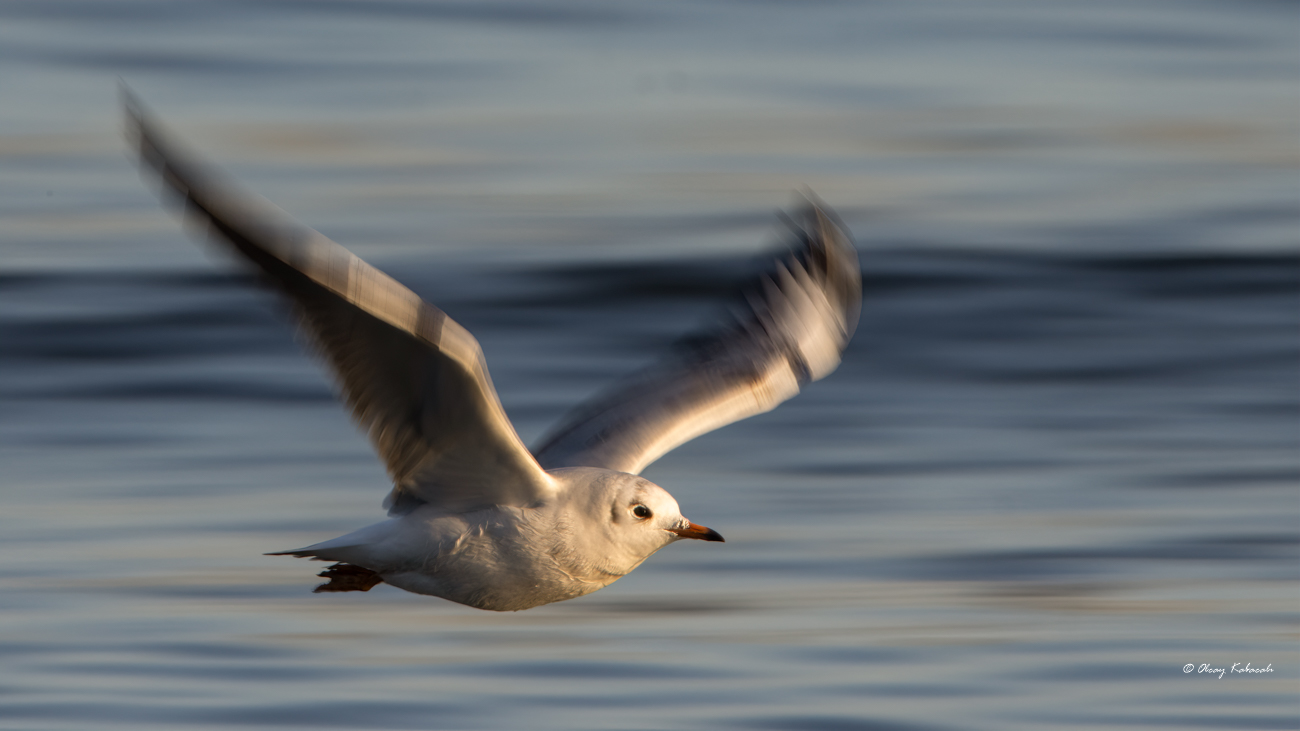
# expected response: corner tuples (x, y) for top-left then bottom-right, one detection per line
(1, 2), (1296, 729)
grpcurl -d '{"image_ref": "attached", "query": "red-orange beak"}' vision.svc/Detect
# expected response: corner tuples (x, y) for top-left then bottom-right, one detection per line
(669, 521), (724, 542)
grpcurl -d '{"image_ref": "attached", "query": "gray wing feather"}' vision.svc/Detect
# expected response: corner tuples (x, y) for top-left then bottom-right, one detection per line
(532, 202), (861, 474)
(126, 95), (556, 512)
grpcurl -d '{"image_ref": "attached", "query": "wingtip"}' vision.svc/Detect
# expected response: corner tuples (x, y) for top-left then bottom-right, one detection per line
(781, 191), (862, 338)
(780, 191), (858, 264)
(121, 86), (166, 181)
(118, 79), (139, 112)
(119, 81), (148, 142)
(793, 187), (848, 232)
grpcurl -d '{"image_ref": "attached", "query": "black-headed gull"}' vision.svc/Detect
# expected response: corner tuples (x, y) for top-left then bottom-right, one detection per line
(126, 95), (861, 611)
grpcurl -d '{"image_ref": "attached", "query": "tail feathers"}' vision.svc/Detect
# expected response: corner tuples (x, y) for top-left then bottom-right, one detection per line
(313, 562), (384, 593)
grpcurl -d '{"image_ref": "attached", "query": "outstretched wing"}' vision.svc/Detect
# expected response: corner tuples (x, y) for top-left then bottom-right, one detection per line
(126, 94), (556, 513)
(532, 202), (861, 474)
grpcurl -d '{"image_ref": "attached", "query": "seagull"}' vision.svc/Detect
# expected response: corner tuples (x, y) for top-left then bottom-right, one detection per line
(126, 95), (861, 611)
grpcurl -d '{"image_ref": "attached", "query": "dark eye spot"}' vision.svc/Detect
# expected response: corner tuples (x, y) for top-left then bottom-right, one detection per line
(632, 505), (652, 520)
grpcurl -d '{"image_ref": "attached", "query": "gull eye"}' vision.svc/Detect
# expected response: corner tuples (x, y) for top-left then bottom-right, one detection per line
(632, 505), (652, 520)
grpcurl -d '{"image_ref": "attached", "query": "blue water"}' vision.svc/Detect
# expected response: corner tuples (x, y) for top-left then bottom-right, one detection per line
(1, 2), (1297, 729)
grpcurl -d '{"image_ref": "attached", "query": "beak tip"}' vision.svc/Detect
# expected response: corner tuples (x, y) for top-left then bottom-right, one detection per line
(671, 521), (725, 543)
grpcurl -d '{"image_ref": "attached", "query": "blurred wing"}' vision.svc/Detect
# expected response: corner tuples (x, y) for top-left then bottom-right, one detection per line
(126, 95), (556, 512)
(532, 202), (861, 474)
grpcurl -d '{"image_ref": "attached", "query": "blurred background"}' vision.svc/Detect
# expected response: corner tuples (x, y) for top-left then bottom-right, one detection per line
(0, 1), (1296, 729)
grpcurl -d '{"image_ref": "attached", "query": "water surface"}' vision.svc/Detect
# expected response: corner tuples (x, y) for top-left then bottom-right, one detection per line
(1, 2), (1296, 729)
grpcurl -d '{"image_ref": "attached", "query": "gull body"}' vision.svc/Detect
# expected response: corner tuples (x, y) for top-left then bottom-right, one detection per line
(299, 468), (696, 611)
(126, 93), (860, 611)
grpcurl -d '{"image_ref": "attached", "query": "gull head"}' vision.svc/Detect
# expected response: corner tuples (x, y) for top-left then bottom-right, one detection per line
(552, 468), (723, 579)
(611, 475), (724, 545)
